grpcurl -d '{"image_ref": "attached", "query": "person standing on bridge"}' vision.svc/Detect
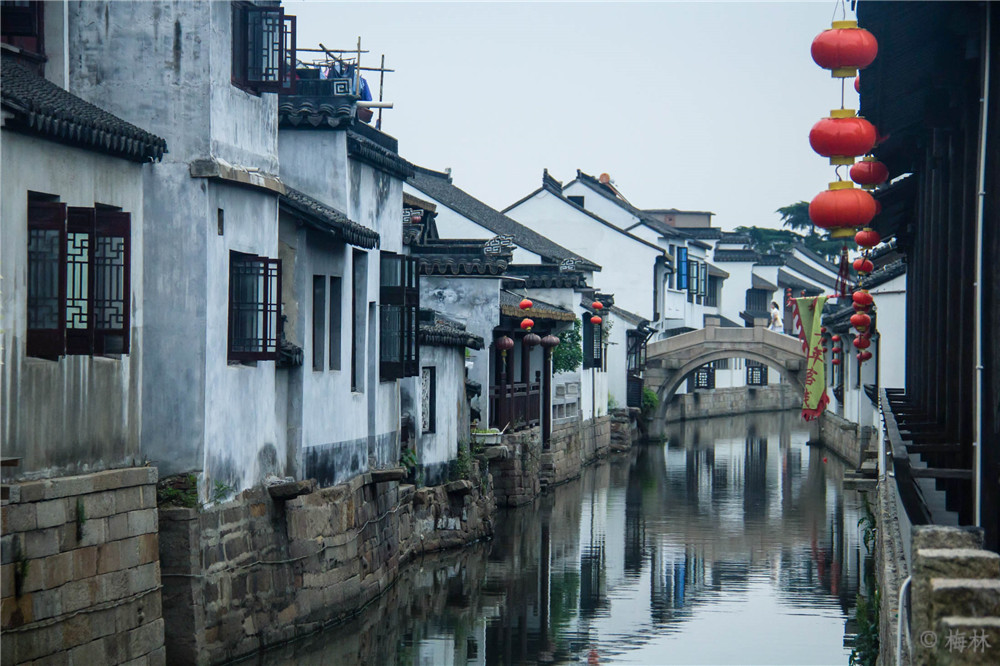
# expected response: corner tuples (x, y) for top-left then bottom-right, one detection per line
(769, 301), (784, 333)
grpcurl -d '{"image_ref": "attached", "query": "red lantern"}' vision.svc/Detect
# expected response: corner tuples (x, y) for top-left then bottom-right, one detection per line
(809, 111), (877, 165)
(831, 334), (841, 342)
(854, 302), (871, 313)
(809, 182), (877, 238)
(524, 333), (541, 348)
(823, 346), (829, 353)
(855, 227), (881, 248)
(811, 20), (879, 78)
(496, 336), (514, 352)
(832, 347), (842, 355)
(832, 357), (842, 366)
(519, 298), (533, 310)
(821, 326), (827, 334)
(592, 301), (603, 310)
(854, 75), (861, 93)
(410, 213), (423, 224)
(590, 315), (602, 325)
(853, 336), (871, 349)
(540, 334), (560, 349)
(850, 313), (871, 330)
(853, 258), (874, 273)
(852, 290), (874, 307)
(520, 318), (534, 331)
(850, 157), (889, 190)
(859, 351), (873, 362)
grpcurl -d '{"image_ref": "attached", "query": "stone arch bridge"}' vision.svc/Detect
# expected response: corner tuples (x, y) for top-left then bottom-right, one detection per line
(644, 326), (807, 424)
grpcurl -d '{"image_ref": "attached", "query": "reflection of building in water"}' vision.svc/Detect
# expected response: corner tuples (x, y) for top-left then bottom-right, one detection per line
(743, 431), (769, 521)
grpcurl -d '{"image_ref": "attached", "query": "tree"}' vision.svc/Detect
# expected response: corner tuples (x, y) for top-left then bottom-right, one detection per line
(776, 201), (813, 236)
(552, 318), (583, 374)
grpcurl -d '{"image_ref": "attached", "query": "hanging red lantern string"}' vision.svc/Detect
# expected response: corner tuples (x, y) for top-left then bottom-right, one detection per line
(851, 312), (871, 332)
(855, 227), (881, 248)
(853, 335), (871, 350)
(811, 20), (878, 78)
(519, 298), (533, 310)
(520, 318), (534, 331)
(590, 315), (602, 325)
(852, 290), (874, 307)
(809, 182), (877, 238)
(850, 156), (889, 190)
(853, 257), (874, 274)
(810, 110), (877, 165)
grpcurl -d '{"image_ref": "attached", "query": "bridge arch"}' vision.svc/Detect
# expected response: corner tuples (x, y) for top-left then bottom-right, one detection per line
(643, 327), (808, 427)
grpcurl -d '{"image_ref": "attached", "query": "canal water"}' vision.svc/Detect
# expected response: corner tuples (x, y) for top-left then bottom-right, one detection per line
(258, 410), (867, 666)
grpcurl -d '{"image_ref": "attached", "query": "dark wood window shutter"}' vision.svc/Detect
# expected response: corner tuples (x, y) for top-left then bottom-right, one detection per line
(93, 210), (131, 354)
(26, 200), (66, 359)
(65, 207), (95, 355)
(228, 251), (281, 361)
(379, 254), (421, 381)
(583, 317), (595, 369)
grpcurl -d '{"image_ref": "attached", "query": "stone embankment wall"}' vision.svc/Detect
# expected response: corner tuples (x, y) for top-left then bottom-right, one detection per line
(484, 415), (618, 506)
(876, 479), (1000, 666)
(1, 468), (164, 665)
(157, 467), (493, 665)
(819, 410), (873, 468)
(661, 384), (799, 423)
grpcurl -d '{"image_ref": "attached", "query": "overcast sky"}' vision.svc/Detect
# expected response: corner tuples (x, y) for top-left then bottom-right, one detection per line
(286, 1), (859, 231)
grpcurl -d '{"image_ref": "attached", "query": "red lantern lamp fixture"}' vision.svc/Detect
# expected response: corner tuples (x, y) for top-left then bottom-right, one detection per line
(831, 334), (841, 343)
(811, 20), (879, 78)
(592, 301), (603, 310)
(809, 181), (877, 238)
(858, 351), (873, 362)
(496, 335), (514, 355)
(832, 357), (842, 366)
(524, 333), (541, 348)
(590, 315), (603, 325)
(850, 156), (889, 190)
(832, 347), (842, 355)
(855, 227), (881, 248)
(540, 334), (560, 349)
(853, 335), (871, 350)
(809, 110), (877, 165)
(853, 258), (874, 274)
(520, 318), (534, 331)
(519, 298), (533, 310)
(854, 75), (861, 93)
(851, 312), (871, 331)
(852, 290), (874, 307)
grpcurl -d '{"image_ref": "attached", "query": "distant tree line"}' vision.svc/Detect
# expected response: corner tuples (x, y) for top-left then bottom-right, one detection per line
(734, 201), (845, 263)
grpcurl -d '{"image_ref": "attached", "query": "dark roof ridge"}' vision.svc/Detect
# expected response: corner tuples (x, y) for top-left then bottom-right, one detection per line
(504, 177), (666, 255)
(572, 170), (690, 239)
(281, 187), (380, 249)
(409, 167), (601, 271)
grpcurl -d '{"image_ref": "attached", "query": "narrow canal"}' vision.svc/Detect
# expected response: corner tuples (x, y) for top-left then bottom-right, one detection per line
(258, 410), (867, 665)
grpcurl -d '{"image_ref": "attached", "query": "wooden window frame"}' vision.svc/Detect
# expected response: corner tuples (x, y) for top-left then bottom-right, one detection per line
(227, 250), (281, 362)
(582, 316), (602, 370)
(379, 252), (419, 381)
(1, 1), (44, 58)
(27, 196), (131, 359)
(231, 2), (297, 94)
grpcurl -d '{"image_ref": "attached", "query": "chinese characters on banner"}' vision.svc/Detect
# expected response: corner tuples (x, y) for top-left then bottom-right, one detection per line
(795, 295), (830, 421)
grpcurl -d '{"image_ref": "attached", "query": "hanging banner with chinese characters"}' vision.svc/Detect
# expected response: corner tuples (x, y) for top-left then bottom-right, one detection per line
(795, 295), (830, 421)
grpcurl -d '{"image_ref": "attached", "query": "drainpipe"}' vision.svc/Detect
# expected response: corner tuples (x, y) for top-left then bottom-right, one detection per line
(897, 575), (912, 665)
(973, 3), (990, 527)
(63, 0), (69, 89)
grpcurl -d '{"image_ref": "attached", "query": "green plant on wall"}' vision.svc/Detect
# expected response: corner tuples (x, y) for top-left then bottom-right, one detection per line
(552, 318), (583, 374)
(641, 386), (659, 416)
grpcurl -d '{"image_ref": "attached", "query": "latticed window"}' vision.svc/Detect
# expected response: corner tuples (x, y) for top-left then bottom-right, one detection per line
(231, 2), (296, 94)
(582, 317), (602, 370)
(379, 253), (418, 380)
(746, 360), (768, 386)
(27, 197), (131, 359)
(228, 251), (281, 361)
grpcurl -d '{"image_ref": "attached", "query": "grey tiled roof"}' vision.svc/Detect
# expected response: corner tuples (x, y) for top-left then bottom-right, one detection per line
(280, 188), (380, 249)
(1, 54), (166, 162)
(573, 171), (690, 239)
(409, 167), (600, 271)
(859, 259), (907, 289)
(348, 132), (415, 180)
(419, 310), (484, 350)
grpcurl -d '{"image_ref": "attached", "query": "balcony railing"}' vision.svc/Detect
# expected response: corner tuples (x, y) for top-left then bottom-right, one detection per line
(489, 382), (541, 430)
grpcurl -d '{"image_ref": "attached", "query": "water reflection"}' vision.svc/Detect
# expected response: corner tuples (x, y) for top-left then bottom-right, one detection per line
(258, 411), (864, 666)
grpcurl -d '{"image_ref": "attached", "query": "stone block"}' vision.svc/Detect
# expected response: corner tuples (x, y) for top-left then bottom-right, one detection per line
(913, 526), (984, 551)
(21, 555), (46, 593)
(25, 528), (60, 559)
(138, 533), (159, 566)
(82, 492), (116, 520)
(930, 578), (1000, 620)
(78, 517), (107, 547)
(1, 563), (13, 597)
(140, 485), (157, 510)
(115, 487), (143, 514)
(147, 645), (167, 666)
(73, 545), (98, 579)
(128, 562), (159, 594)
(107, 513), (130, 542)
(61, 577), (98, 614)
(97, 541), (122, 575)
(126, 618), (164, 660)
(120, 536), (142, 570)
(13, 623), (63, 663)
(2, 592), (34, 628)
(31, 588), (62, 621)
(6, 503), (37, 533)
(101, 570), (130, 604)
(67, 637), (107, 666)
(43, 551), (74, 589)
(62, 612), (93, 649)
(933, 617), (1000, 666)
(35, 500), (69, 530)
(127, 509), (158, 537)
